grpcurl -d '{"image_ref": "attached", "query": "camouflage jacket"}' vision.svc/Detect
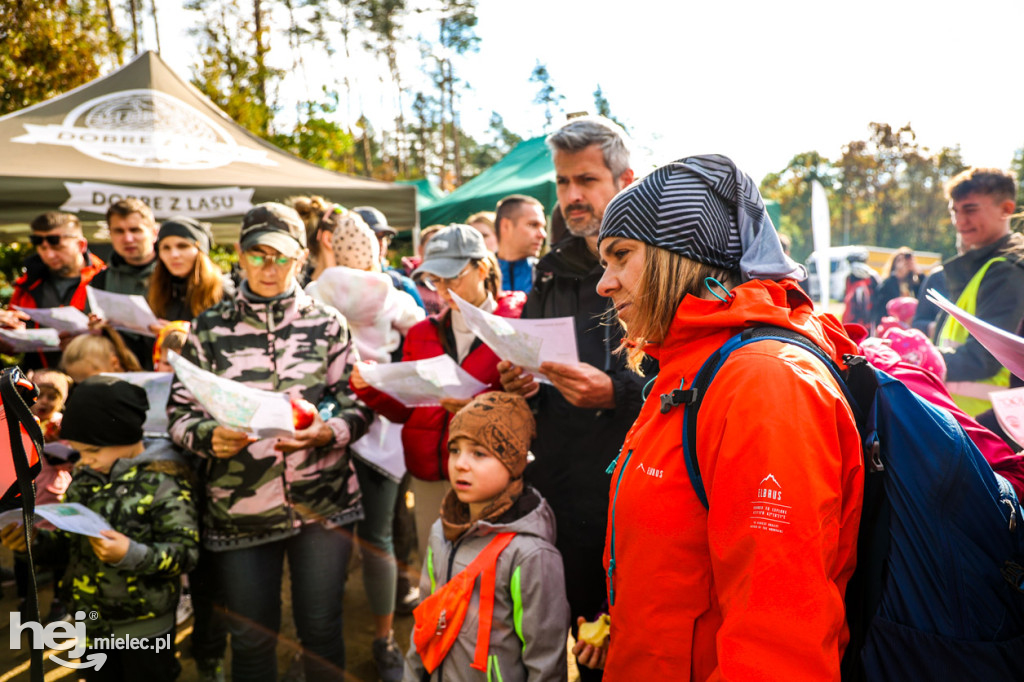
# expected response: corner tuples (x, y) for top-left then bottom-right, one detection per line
(167, 283), (371, 549)
(33, 439), (199, 639)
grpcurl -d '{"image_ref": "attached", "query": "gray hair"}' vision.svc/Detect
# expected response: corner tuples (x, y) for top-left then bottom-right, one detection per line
(544, 116), (630, 180)
(546, 116), (632, 179)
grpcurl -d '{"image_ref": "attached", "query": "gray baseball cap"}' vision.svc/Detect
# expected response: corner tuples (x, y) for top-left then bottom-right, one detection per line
(239, 203), (307, 259)
(412, 224), (489, 279)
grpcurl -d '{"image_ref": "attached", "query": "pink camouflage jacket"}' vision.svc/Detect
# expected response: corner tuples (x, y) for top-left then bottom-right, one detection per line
(167, 284), (372, 549)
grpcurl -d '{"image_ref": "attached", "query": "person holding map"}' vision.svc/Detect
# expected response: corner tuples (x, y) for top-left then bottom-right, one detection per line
(4, 211), (105, 368)
(1, 376), (199, 680)
(167, 202), (373, 681)
(350, 224), (525, 566)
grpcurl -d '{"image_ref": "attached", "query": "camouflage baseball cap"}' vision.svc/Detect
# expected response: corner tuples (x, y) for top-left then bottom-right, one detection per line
(239, 202), (307, 259)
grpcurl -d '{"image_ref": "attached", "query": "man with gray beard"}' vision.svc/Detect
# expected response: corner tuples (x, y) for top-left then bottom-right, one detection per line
(499, 116), (646, 681)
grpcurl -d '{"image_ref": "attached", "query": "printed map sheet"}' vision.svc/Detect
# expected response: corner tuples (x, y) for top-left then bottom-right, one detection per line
(87, 286), (161, 337)
(357, 355), (489, 407)
(0, 328), (60, 353)
(0, 503), (112, 538)
(167, 351), (295, 439)
(13, 305), (90, 334)
(451, 292), (578, 377)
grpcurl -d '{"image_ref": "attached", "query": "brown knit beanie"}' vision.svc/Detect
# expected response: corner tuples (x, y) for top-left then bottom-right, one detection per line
(330, 210), (380, 271)
(447, 392), (535, 478)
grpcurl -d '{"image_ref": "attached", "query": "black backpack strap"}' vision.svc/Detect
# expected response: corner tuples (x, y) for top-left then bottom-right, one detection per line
(0, 368), (45, 682)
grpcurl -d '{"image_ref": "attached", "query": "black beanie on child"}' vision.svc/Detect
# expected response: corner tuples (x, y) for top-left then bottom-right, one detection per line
(60, 376), (149, 446)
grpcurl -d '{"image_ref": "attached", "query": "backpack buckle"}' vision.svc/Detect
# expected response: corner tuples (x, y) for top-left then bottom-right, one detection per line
(436, 609), (447, 635)
(660, 379), (697, 414)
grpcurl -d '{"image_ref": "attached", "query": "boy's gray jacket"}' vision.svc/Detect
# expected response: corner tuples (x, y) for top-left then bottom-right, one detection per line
(404, 488), (570, 682)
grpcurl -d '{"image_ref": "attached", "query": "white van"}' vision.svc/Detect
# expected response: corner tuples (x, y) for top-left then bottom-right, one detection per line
(805, 246), (871, 301)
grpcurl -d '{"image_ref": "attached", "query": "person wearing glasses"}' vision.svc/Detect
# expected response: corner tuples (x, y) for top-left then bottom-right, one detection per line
(167, 202), (373, 681)
(350, 224), (526, 565)
(4, 211), (106, 368)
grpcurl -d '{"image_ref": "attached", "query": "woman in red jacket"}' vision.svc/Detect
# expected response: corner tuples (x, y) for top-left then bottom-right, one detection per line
(351, 223), (525, 561)
(580, 155), (864, 681)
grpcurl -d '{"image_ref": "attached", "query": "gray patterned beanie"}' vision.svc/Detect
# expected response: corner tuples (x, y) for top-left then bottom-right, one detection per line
(599, 154), (806, 282)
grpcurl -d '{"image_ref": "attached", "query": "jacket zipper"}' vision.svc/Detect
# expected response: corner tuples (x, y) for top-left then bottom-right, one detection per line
(265, 300), (294, 527)
(607, 448), (633, 606)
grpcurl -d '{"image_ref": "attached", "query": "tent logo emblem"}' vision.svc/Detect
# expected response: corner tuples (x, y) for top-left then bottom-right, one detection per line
(14, 89), (276, 170)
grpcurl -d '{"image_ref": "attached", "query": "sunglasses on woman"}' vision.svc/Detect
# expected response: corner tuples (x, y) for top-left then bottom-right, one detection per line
(244, 251), (294, 268)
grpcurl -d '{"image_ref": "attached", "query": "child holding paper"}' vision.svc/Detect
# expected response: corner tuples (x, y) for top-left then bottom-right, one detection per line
(0, 376), (199, 680)
(405, 392), (569, 682)
(350, 224), (526, 563)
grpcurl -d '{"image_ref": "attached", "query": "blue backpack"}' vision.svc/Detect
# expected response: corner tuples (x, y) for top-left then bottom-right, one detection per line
(672, 326), (1024, 681)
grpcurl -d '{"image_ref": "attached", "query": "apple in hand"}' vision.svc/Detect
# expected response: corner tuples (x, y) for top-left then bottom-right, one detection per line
(291, 397), (317, 430)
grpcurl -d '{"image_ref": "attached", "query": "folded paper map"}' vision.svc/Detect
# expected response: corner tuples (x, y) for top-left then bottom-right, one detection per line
(0, 327), (61, 353)
(13, 305), (90, 334)
(87, 286), (160, 337)
(357, 355), (489, 407)
(167, 351), (295, 439)
(451, 292), (579, 374)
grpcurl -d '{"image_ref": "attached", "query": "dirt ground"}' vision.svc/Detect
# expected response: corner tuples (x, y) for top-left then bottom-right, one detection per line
(1, 544), (414, 682)
(2, 545), (580, 682)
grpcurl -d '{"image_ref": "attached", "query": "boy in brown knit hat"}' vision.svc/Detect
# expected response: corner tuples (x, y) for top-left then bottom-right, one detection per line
(405, 391), (570, 681)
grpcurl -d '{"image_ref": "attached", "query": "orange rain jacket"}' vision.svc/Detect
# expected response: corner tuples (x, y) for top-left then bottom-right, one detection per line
(603, 279), (864, 681)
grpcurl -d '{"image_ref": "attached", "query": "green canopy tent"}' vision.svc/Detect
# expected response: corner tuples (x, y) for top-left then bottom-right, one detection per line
(0, 51), (417, 244)
(399, 177), (446, 212)
(420, 136), (555, 226)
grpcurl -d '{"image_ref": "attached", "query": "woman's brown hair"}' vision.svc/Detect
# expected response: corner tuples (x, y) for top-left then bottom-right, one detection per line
(148, 251), (224, 319)
(288, 195), (331, 259)
(615, 245), (738, 374)
(474, 253), (502, 300)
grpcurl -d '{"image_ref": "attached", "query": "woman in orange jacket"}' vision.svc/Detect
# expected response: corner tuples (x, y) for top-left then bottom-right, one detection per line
(580, 155), (864, 681)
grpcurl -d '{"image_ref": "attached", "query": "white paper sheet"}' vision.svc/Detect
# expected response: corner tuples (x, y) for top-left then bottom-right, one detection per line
(103, 372), (173, 436)
(358, 356), (489, 407)
(34, 503), (113, 538)
(350, 416), (407, 482)
(167, 351), (295, 438)
(86, 286), (160, 337)
(450, 292), (579, 374)
(0, 503), (114, 539)
(12, 305), (90, 334)
(990, 387), (1024, 449)
(0, 327), (61, 352)
(925, 289), (1024, 380)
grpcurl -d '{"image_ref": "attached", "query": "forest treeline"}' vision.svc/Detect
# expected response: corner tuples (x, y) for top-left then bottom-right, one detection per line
(2, 2), (1023, 261)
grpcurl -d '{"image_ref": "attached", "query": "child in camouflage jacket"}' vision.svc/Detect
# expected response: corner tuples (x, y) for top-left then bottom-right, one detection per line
(1, 376), (198, 681)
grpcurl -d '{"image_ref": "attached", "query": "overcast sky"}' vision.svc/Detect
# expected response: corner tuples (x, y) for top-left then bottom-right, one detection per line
(153, 0), (1024, 183)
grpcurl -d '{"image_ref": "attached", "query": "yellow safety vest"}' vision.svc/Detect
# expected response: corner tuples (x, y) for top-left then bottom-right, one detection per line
(938, 257), (1012, 416)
